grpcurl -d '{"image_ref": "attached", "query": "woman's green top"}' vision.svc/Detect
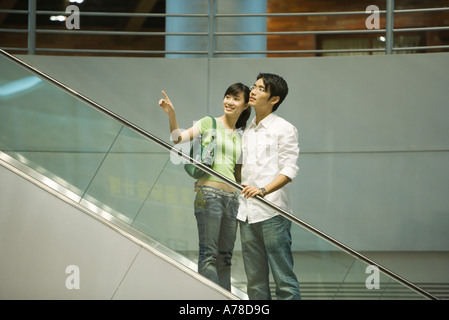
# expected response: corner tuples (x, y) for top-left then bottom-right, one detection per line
(194, 116), (242, 183)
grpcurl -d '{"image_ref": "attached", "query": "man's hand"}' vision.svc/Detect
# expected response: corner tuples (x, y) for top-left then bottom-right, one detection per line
(241, 184), (264, 198)
(240, 175), (292, 199)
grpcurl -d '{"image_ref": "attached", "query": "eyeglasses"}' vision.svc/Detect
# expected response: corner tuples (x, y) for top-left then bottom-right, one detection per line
(250, 85), (266, 93)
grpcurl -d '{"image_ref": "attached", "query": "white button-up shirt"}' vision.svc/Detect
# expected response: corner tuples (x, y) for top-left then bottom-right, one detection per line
(237, 113), (300, 224)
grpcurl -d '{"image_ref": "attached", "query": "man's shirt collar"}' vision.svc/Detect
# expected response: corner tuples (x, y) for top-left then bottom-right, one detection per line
(249, 113), (277, 129)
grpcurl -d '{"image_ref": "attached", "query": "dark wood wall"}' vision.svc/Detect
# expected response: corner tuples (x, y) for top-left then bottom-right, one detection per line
(1, 0), (448, 56)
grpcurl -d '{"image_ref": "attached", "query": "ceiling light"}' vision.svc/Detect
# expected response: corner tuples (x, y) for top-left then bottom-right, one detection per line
(50, 15), (67, 22)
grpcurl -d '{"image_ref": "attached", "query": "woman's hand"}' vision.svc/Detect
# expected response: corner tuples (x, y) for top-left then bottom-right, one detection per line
(158, 90), (175, 114)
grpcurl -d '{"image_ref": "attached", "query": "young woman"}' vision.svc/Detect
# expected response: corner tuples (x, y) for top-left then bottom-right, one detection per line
(158, 83), (250, 291)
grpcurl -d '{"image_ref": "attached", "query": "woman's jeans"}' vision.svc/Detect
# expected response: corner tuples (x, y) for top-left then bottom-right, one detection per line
(194, 186), (239, 291)
(239, 215), (301, 300)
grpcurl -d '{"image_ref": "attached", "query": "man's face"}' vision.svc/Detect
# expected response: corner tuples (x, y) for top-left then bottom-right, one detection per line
(249, 78), (269, 107)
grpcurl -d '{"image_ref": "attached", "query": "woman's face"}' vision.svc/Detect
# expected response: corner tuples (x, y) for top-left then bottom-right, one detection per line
(222, 91), (248, 117)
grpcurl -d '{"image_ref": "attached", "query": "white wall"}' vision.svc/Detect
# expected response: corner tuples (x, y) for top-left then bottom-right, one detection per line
(0, 160), (234, 300)
(17, 53), (449, 252)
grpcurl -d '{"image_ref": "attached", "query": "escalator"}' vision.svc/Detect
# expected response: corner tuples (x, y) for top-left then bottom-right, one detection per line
(0, 49), (439, 300)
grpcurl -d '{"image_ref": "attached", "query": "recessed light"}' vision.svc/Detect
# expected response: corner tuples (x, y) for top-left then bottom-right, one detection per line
(50, 15), (67, 22)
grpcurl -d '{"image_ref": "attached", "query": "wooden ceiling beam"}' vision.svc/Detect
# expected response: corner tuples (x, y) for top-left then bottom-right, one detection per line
(125, 0), (158, 31)
(0, 0), (19, 25)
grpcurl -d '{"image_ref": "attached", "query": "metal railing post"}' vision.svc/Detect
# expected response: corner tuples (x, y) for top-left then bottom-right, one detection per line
(208, 0), (216, 58)
(27, 0), (36, 54)
(386, 0), (394, 54)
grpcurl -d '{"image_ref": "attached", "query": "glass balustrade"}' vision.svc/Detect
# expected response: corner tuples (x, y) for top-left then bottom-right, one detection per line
(0, 51), (432, 300)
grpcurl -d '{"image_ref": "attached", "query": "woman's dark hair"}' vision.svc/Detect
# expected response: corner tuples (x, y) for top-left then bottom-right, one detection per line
(224, 83), (251, 130)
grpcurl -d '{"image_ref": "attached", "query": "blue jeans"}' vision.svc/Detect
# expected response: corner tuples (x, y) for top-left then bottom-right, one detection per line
(194, 186), (239, 291)
(239, 215), (301, 300)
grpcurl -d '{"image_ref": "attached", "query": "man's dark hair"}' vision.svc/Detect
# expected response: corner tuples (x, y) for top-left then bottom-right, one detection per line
(257, 73), (288, 112)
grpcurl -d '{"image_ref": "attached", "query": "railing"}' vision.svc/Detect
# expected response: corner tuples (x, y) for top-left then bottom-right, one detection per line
(0, 0), (448, 57)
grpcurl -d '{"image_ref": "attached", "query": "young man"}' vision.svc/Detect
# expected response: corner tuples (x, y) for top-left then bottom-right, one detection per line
(237, 73), (301, 300)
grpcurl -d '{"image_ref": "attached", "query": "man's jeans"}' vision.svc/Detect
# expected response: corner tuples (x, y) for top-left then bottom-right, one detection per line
(194, 186), (239, 291)
(240, 215), (301, 300)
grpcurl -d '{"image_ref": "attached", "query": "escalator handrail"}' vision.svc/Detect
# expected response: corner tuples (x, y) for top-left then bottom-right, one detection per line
(0, 48), (439, 300)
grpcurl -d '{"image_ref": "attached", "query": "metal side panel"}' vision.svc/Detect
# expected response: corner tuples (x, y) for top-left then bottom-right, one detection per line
(0, 158), (236, 300)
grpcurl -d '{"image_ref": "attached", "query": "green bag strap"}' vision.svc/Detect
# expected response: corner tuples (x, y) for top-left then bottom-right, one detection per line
(209, 115), (217, 132)
(206, 116), (217, 158)
(233, 134), (236, 163)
